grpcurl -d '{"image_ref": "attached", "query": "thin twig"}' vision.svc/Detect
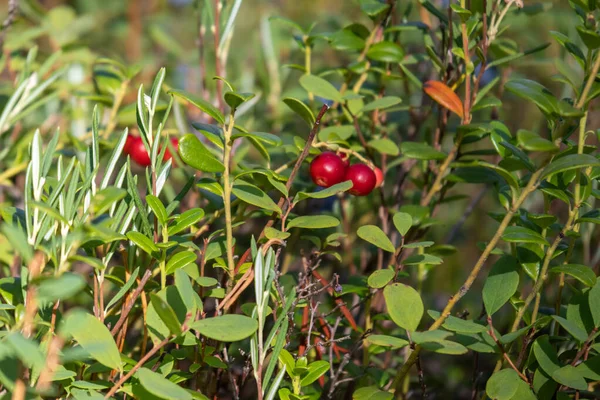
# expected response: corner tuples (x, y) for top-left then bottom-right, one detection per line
(104, 336), (171, 399)
(487, 316), (529, 384)
(110, 269), (152, 336)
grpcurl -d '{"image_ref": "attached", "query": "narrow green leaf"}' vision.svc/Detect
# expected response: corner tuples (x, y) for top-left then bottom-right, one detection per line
(283, 97), (315, 126)
(126, 231), (158, 255)
(137, 367), (192, 400)
(541, 154), (600, 180)
(149, 293), (182, 335)
(146, 195), (168, 225)
(178, 134), (225, 173)
(551, 264), (596, 287)
(189, 315), (258, 342)
(232, 182), (281, 214)
(287, 215), (340, 229)
(170, 89), (225, 124)
(166, 251), (197, 275)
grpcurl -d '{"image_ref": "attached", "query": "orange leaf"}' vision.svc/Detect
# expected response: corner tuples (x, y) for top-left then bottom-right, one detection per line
(423, 80), (464, 119)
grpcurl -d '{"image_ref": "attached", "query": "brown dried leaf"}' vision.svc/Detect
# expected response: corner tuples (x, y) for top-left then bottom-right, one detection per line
(423, 80), (464, 119)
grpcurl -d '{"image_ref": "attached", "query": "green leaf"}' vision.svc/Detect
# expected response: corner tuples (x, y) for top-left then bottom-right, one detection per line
(502, 226), (549, 246)
(299, 74), (343, 102)
(287, 215), (340, 229)
(576, 356), (600, 380)
(551, 264), (596, 287)
(393, 212), (413, 236)
(168, 208), (205, 236)
(533, 335), (561, 376)
(427, 310), (487, 334)
(61, 310), (122, 371)
(178, 134), (225, 173)
(504, 79), (583, 118)
(552, 365), (588, 391)
(367, 41), (405, 62)
(264, 227), (291, 240)
(357, 225), (395, 253)
(541, 154), (600, 180)
(150, 293), (182, 335)
(126, 231), (158, 255)
(486, 369), (520, 400)
(419, 339), (468, 355)
(189, 315), (258, 342)
(368, 138), (400, 155)
(401, 142), (446, 160)
(361, 96), (402, 113)
(552, 315), (588, 342)
(318, 125), (354, 141)
(483, 255), (520, 316)
(232, 182), (281, 214)
(516, 130), (559, 152)
(365, 334), (409, 349)
(589, 280), (600, 327)
(402, 254), (443, 265)
(383, 283), (423, 332)
(146, 195), (168, 225)
(166, 251), (197, 275)
(170, 89), (225, 124)
(300, 361), (329, 386)
(224, 91), (255, 110)
(367, 269), (395, 289)
(137, 367), (192, 400)
(295, 181), (352, 203)
(352, 386), (393, 400)
(283, 97), (315, 126)
(5, 333), (45, 371)
(37, 273), (86, 303)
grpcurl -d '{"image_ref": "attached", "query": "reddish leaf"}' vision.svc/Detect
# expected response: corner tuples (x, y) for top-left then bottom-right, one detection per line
(423, 80), (464, 119)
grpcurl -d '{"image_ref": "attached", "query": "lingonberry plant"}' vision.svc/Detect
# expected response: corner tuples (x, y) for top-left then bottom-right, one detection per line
(1, 0), (600, 399)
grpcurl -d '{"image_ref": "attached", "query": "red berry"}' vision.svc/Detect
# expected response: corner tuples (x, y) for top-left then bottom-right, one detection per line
(345, 163), (376, 196)
(163, 137), (179, 161)
(310, 152), (347, 188)
(373, 167), (384, 188)
(126, 135), (151, 167)
(123, 134), (135, 154)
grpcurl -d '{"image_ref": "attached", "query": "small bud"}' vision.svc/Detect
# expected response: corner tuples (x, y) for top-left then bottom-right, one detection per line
(334, 284), (343, 293)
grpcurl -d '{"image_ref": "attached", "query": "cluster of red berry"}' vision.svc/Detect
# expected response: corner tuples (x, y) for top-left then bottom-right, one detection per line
(309, 151), (383, 196)
(123, 135), (179, 167)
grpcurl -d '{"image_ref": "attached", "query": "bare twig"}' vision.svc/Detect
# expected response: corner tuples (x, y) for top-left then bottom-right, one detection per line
(110, 269), (152, 336)
(487, 316), (529, 384)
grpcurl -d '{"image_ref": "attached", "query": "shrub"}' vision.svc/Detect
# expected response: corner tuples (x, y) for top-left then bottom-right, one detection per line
(1, 0), (600, 399)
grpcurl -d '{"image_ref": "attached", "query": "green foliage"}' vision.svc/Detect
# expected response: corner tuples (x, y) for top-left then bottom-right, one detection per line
(1, 0), (600, 398)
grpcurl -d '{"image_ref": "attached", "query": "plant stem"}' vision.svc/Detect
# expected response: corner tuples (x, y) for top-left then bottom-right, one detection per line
(510, 210), (576, 332)
(223, 113), (236, 280)
(392, 168), (542, 395)
(104, 336), (170, 399)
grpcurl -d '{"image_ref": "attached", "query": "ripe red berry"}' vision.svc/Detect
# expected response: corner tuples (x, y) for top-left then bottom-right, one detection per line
(345, 163), (376, 196)
(310, 152), (347, 188)
(373, 167), (384, 188)
(163, 137), (179, 161)
(125, 135), (151, 167)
